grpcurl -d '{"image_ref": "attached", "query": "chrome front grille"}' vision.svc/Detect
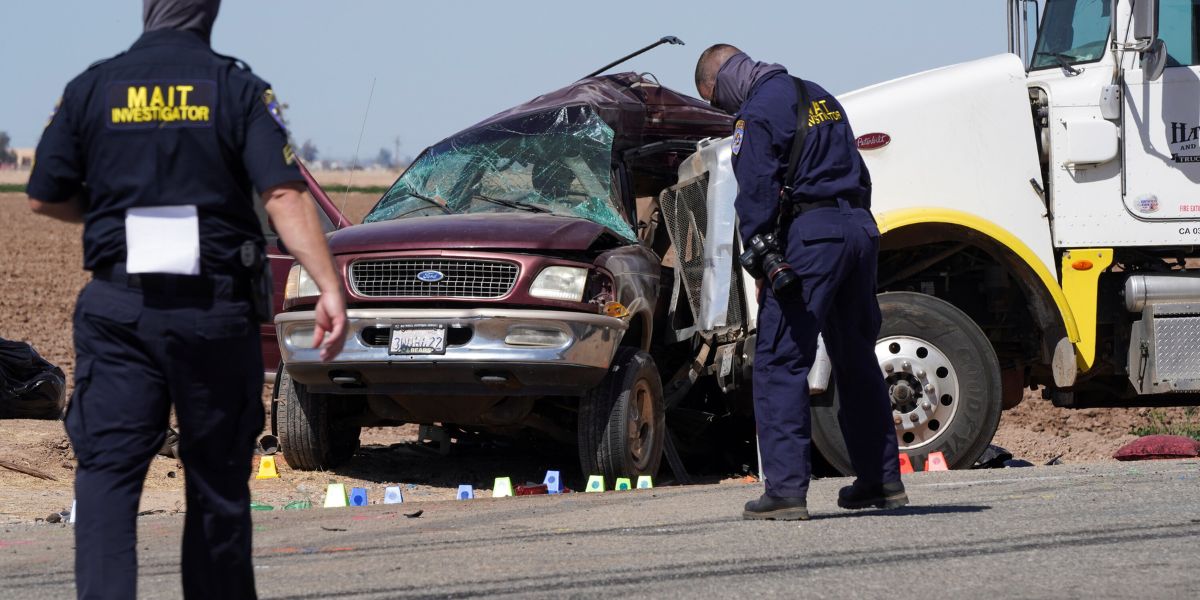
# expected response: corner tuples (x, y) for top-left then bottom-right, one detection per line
(349, 258), (519, 299)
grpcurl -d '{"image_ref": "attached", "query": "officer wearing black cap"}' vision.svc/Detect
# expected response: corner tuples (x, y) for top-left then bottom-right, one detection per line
(27, 1), (347, 597)
(695, 44), (907, 520)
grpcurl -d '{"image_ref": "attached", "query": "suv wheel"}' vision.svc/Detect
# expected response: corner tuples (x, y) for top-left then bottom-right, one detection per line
(578, 347), (665, 479)
(277, 368), (361, 471)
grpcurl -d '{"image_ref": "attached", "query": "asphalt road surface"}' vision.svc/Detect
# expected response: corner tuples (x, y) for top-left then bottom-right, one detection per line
(2, 460), (1198, 599)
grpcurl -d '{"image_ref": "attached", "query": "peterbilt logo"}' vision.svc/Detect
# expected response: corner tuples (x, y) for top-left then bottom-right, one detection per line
(417, 270), (445, 282)
(855, 132), (891, 150)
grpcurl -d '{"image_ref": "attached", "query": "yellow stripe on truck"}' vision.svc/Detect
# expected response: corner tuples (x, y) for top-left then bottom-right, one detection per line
(875, 207), (1082, 355)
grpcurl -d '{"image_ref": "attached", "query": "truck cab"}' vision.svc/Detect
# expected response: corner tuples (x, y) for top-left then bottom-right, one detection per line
(772, 0), (1200, 473)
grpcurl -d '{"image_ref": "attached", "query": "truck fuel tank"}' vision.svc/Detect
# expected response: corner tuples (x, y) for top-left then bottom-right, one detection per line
(1124, 274), (1200, 312)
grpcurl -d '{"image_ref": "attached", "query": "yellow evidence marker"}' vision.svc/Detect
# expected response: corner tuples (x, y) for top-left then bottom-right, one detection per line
(586, 475), (605, 492)
(255, 455), (280, 480)
(636, 475), (653, 489)
(614, 478), (632, 491)
(323, 483), (349, 508)
(492, 477), (514, 498)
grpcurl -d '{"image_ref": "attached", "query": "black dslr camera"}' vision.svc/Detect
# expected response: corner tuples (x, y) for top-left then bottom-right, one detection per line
(739, 233), (800, 298)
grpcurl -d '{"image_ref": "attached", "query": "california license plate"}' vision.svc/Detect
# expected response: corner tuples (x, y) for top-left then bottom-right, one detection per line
(389, 325), (447, 355)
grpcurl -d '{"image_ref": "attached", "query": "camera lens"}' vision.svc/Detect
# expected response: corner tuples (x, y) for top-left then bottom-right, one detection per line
(772, 268), (801, 297)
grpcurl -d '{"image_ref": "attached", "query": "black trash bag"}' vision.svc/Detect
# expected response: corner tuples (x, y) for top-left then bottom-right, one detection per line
(972, 444), (1014, 469)
(0, 338), (66, 420)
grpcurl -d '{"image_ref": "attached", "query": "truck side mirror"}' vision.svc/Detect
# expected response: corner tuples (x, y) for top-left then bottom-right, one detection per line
(1142, 38), (1169, 82)
(1133, 0), (1158, 45)
(1132, 0), (1165, 82)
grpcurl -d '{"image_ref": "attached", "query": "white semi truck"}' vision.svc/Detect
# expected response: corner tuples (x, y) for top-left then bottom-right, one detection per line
(668, 0), (1200, 473)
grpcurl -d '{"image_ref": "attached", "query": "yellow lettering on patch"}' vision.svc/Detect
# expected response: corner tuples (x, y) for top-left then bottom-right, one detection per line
(807, 99), (843, 127)
(112, 81), (213, 126)
(128, 86), (148, 108)
(176, 85), (193, 107)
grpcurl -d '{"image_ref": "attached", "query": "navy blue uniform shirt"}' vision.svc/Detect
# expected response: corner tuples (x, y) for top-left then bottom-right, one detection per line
(27, 29), (301, 273)
(730, 72), (871, 243)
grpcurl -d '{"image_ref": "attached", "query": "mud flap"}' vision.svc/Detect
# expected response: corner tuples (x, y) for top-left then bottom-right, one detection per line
(1053, 337), (1077, 388)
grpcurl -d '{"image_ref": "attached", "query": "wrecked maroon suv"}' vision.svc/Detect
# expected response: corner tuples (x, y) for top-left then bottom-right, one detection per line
(274, 73), (731, 477)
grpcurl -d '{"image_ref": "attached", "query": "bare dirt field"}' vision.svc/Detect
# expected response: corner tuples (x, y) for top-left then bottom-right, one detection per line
(308, 168), (402, 189)
(0, 190), (1192, 524)
(0, 169), (32, 185)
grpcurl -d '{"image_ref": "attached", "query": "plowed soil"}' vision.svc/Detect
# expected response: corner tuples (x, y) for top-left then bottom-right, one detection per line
(0, 191), (1192, 523)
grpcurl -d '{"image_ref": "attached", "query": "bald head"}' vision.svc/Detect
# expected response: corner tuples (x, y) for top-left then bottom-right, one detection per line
(695, 44), (741, 101)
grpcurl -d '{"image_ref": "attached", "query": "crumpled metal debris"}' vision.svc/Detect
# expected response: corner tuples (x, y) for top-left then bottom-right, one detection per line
(159, 427), (180, 459)
(973, 444), (1013, 469)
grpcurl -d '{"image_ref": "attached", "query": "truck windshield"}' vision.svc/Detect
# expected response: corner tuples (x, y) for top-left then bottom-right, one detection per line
(364, 106), (635, 241)
(1030, 0), (1111, 69)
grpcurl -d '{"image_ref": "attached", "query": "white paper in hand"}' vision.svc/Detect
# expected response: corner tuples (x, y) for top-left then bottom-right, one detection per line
(124, 206), (201, 275)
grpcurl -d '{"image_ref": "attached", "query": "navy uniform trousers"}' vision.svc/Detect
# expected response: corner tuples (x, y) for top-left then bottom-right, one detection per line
(67, 270), (263, 599)
(753, 200), (902, 498)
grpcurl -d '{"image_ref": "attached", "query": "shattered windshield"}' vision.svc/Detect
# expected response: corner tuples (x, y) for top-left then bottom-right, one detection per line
(365, 106), (635, 240)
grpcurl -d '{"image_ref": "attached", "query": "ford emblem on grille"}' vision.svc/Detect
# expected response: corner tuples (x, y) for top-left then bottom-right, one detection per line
(417, 270), (445, 283)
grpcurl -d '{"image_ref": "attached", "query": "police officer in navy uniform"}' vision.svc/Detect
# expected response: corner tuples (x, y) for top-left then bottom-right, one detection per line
(27, 1), (347, 597)
(695, 45), (907, 520)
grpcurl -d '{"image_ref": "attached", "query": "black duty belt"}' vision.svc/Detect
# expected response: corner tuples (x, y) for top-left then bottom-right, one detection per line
(795, 199), (841, 214)
(794, 198), (862, 214)
(93, 263), (252, 301)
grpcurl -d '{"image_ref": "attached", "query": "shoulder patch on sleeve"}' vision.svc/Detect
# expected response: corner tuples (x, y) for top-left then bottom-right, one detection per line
(261, 88), (289, 132)
(732, 119), (746, 155)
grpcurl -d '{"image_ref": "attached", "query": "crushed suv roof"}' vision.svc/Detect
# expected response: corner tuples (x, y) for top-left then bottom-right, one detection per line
(440, 72), (734, 151)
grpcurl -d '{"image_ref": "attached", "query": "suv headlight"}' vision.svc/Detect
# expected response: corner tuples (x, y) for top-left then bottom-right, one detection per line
(284, 264), (320, 302)
(529, 266), (587, 302)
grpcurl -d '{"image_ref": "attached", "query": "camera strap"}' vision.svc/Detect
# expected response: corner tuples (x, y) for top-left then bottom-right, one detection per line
(781, 76), (812, 198)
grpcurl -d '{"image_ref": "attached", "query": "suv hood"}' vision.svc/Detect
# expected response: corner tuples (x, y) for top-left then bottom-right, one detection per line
(327, 213), (626, 255)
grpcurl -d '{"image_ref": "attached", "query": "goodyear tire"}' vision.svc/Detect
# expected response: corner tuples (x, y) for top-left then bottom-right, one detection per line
(578, 347), (665, 479)
(811, 292), (1002, 474)
(277, 368), (360, 471)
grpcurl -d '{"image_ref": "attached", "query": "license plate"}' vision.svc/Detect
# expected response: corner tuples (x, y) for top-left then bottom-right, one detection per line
(389, 325), (447, 355)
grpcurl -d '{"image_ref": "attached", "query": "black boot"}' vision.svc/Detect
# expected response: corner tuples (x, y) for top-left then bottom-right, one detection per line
(743, 494), (810, 521)
(837, 480), (908, 510)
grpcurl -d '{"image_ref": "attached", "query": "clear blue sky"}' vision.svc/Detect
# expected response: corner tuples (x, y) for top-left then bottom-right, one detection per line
(2, 1), (1010, 161)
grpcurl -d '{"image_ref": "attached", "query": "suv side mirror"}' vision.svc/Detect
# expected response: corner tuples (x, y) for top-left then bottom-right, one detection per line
(1133, 0), (1158, 45)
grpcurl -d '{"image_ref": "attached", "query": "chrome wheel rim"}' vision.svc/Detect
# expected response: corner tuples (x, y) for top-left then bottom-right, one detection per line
(876, 335), (961, 450)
